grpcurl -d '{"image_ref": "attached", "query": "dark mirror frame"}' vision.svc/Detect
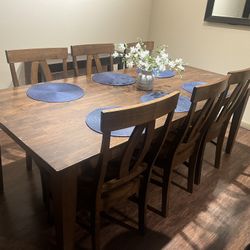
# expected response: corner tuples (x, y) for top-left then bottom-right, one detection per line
(204, 0), (250, 26)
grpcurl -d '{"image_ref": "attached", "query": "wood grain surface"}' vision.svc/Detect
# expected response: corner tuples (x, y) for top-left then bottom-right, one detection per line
(0, 67), (224, 172)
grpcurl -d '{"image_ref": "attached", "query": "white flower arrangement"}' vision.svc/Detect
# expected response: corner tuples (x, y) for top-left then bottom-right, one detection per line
(113, 40), (185, 75)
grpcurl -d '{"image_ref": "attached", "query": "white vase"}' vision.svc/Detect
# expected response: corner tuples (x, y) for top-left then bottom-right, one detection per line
(136, 70), (154, 91)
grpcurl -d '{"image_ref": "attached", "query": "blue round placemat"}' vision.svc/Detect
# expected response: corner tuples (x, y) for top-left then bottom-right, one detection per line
(92, 72), (135, 86)
(182, 81), (206, 93)
(140, 91), (167, 102)
(140, 91), (191, 113)
(86, 106), (134, 137)
(176, 96), (191, 112)
(153, 70), (175, 78)
(26, 82), (84, 103)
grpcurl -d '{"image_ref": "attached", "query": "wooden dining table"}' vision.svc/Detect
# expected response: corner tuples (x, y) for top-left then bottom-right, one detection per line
(0, 66), (225, 250)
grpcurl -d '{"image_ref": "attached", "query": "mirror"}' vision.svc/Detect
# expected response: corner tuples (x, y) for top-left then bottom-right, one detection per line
(204, 0), (250, 26)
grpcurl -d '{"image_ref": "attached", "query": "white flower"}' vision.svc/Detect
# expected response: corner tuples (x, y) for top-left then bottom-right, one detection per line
(175, 58), (183, 64)
(115, 43), (126, 52)
(139, 50), (149, 59)
(112, 51), (120, 58)
(177, 65), (185, 71)
(113, 39), (185, 74)
(135, 43), (141, 50)
(168, 61), (176, 69)
(161, 52), (169, 60)
(127, 61), (134, 68)
(130, 46), (138, 54)
(125, 53), (131, 59)
(158, 64), (166, 72)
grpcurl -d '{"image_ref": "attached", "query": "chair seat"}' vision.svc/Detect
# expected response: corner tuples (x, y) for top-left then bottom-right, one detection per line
(154, 129), (197, 168)
(77, 162), (147, 211)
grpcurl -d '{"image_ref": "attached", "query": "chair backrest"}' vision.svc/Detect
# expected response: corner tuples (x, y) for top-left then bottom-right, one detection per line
(96, 91), (179, 195)
(175, 77), (229, 154)
(215, 68), (250, 125)
(127, 41), (154, 52)
(5, 48), (68, 87)
(71, 43), (114, 78)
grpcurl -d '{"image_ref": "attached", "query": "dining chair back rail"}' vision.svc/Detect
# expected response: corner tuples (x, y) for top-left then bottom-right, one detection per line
(5, 48), (68, 86)
(71, 44), (114, 77)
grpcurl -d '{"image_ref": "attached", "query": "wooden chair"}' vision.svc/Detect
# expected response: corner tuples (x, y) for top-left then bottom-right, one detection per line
(71, 44), (114, 78)
(150, 77), (229, 217)
(76, 91), (179, 250)
(225, 68), (250, 154)
(195, 70), (250, 185)
(5, 47), (68, 171)
(5, 47), (68, 87)
(127, 41), (154, 52)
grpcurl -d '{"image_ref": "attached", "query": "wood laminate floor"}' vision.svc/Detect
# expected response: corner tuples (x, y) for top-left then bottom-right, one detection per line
(0, 128), (249, 250)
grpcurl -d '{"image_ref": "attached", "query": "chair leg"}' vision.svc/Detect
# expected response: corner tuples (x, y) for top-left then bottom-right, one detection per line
(194, 138), (206, 185)
(26, 153), (32, 171)
(161, 165), (172, 218)
(0, 168), (3, 194)
(214, 122), (228, 169)
(187, 153), (197, 193)
(39, 169), (54, 223)
(226, 92), (249, 154)
(138, 194), (146, 235)
(138, 172), (150, 234)
(91, 211), (101, 250)
(0, 147), (3, 194)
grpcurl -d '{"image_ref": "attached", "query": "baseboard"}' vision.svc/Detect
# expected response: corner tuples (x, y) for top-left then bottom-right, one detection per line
(241, 120), (250, 130)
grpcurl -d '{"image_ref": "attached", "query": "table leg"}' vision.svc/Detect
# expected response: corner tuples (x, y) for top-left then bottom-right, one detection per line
(51, 167), (77, 250)
(0, 146), (3, 194)
(26, 152), (33, 171)
(226, 90), (250, 154)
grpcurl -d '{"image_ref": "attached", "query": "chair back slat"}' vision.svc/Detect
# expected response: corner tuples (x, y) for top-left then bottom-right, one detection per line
(40, 61), (53, 82)
(96, 91), (179, 193)
(86, 55), (94, 77)
(93, 55), (103, 73)
(9, 63), (19, 87)
(71, 43), (114, 77)
(119, 122), (155, 178)
(30, 61), (40, 84)
(5, 48), (68, 86)
(187, 99), (215, 140)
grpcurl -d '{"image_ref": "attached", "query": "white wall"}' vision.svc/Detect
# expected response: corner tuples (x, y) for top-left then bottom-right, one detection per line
(149, 0), (250, 128)
(0, 0), (153, 88)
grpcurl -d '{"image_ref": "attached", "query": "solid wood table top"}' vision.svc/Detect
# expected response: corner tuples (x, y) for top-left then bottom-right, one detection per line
(0, 67), (224, 172)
